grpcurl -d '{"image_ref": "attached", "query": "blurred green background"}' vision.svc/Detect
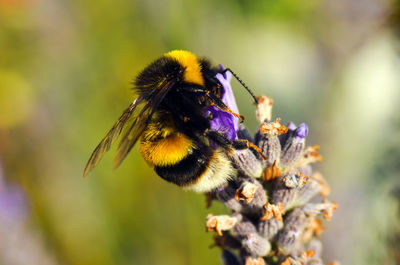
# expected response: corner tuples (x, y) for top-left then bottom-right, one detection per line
(1, 0), (400, 264)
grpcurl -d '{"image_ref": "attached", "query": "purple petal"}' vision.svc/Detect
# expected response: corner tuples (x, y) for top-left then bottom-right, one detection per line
(294, 123), (308, 139)
(0, 186), (27, 223)
(287, 122), (296, 131)
(217, 77), (239, 131)
(0, 164), (28, 224)
(205, 106), (237, 146)
(204, 65), (241, 146)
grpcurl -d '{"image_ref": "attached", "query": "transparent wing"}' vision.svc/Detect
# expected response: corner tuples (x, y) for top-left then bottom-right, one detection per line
(83, 77), (177, 176)
(83, 96), (146, 177)
(113, 78), (176, 168)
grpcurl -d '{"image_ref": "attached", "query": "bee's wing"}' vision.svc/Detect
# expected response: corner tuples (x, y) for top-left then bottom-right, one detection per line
(83, 96), (147, 177)
(83, 78), (177, 177)
(113, 78), (176, 169)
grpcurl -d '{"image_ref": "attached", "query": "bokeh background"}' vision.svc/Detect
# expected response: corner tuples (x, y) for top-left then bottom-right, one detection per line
(1, 0), (400, 264)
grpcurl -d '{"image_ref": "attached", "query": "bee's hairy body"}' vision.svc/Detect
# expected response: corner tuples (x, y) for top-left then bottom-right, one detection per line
(135, 50), (237, 192)
(84, 50), (242, 192)
(139, 113), (236, 192)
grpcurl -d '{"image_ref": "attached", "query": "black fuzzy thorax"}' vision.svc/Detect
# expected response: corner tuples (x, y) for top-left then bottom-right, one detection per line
(134, 55), (224, 139)
(134, 57), (183, 97)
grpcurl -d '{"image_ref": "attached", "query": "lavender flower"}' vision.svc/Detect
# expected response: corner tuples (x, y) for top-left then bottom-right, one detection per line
(0, 164), (27, 225)
(204, 78), (338, 265)
(204, 65), (239, 142)
(0, 162), (57, 265)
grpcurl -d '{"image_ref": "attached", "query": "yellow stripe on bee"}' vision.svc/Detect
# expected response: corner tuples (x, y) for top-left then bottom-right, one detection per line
(164, 50), (205, 86)
(142, 121), (175, 140)
(139, 133), (194, 167)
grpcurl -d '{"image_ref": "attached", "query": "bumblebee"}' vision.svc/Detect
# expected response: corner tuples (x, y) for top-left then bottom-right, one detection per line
(83, 50), (263, 192)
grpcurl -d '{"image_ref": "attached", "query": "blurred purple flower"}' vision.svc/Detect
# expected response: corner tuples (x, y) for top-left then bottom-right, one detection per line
(0, 163), (27, 224)
(205, 65), (240, 145)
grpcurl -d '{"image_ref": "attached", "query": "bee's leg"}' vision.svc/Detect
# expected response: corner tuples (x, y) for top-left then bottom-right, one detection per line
(203, 130), (232, 149)
(178, 86), (208, 93)
(179, 84), (244, 122)
(232, 139), (267, 160)
(204, 130), (266, 160)
(206, 92), (244, 123)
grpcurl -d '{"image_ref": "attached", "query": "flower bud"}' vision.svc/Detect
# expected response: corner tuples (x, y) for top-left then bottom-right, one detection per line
(295, 178), (322, 206)
(237, 178), (267, 217)
(242, 233), (271, 257)
(232, 214), (257, 237)
(257, 218), (284, 240)
(280, 123), (308, 169)
(232, 149), (263, 178)
(277, 209), (308, 254)
(216, 182), (243, 212)
(256, 133), (281, 168)
(278, 121), (296, 148)
(257, 118), (288, 168)
(272, 177), (298, 211)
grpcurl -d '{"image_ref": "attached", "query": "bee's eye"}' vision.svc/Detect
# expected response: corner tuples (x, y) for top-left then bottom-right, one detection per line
(207, 112), (213, 120)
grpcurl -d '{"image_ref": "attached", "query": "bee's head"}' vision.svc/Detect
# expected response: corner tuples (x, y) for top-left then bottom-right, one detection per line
(165, 50), (205, 87)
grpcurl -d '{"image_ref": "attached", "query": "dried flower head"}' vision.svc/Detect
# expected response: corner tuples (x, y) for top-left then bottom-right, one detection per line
(260, 118), (288, 136)
(261, 202), (285, 221)
(283, 173), (309, 189)
(255, 95), (273, 123)
(206, 214), (237, 236)
(235, 181), (259, 204)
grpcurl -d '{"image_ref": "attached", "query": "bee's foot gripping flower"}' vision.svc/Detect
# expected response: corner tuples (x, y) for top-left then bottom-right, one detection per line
(204, 74), (338, 265)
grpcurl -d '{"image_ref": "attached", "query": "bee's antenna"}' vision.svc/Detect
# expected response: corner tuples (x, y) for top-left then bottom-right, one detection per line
(222, 68), (258, 104)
